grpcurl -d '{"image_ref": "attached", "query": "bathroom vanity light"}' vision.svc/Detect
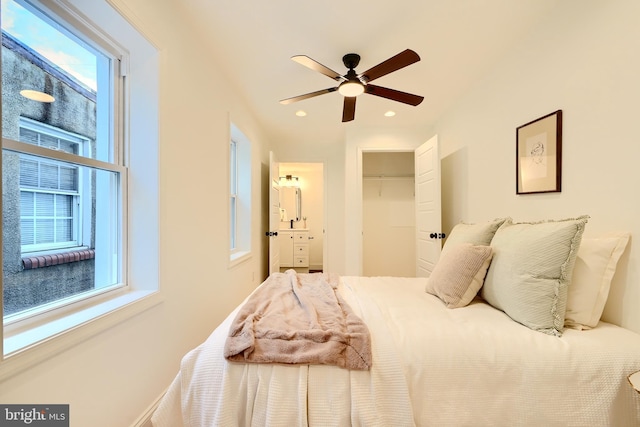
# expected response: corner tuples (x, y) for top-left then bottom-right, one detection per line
(279, 175), (300, 187)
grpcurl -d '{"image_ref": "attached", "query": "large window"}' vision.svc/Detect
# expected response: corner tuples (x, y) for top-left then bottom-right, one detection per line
(2, 0), (123, 320)
(0, 0), (159, 371)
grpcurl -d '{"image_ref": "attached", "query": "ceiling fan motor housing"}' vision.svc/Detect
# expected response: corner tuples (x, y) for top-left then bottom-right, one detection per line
(342, 53), (361, 70)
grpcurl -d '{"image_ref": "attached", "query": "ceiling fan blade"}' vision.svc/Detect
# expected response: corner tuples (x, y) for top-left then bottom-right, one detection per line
(360, 49), (420, 83)
(279, 87), (337, 105)
(292, 55), (344, 81)
(365, 84), (424, 106)
(342, 96), (356, 122)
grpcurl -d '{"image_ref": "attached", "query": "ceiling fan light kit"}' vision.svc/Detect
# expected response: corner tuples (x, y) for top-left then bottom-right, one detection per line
(338, 81), (364, 97)
(280, 49), (424, 122)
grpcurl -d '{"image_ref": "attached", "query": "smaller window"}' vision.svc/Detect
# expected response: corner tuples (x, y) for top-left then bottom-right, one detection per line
(18, 119), (89, 253)
(229, 123), (251, 264)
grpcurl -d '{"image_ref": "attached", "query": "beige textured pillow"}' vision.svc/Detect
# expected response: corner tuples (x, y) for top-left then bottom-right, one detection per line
(442, 218), (508, 256)
(481, 216), (589, 336)
(565, 233), (630, 330)
(426, 243), (493, 308)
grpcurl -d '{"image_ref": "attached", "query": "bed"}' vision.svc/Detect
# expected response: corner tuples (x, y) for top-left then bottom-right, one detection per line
(152, 216), (640, 426)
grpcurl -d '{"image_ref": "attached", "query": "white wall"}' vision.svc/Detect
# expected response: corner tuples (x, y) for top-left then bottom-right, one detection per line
(0, 1), (272, 425)
(432, 0), (640, 332)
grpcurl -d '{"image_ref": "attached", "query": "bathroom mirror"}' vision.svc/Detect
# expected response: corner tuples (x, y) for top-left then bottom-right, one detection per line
(280, 187), (301, 222)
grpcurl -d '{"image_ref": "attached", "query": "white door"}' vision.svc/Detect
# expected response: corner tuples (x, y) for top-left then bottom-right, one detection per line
(268, 151), (280, 275)
(415, 135), (442, 277)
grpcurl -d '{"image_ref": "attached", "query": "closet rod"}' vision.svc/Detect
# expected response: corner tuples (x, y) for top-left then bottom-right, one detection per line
(363, 175), (414, 181)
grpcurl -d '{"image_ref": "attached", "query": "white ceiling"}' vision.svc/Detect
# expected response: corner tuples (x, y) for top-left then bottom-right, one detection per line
(177, 0), (561, 147)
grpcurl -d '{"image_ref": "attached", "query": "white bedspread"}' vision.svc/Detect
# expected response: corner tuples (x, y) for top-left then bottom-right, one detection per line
(152, 276), (640, 426)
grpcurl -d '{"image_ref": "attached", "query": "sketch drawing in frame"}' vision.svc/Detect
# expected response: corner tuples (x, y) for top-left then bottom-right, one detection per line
(516, 110), (562, 194)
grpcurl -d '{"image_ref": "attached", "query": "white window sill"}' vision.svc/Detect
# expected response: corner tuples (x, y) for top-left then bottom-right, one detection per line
(0, 289), (162, 382)
(229, 250), (251, 268)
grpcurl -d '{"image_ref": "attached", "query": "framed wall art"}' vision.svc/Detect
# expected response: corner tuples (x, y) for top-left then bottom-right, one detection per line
(516, 110), (562, 194)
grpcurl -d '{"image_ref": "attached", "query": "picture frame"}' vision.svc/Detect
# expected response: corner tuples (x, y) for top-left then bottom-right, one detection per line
(516, 110), (562, 194)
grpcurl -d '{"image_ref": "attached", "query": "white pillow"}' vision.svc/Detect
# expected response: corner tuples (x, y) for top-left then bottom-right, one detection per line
(426, 243), (493, 308)
(564, 233), (630, 330)
(481, 216), (589, 336)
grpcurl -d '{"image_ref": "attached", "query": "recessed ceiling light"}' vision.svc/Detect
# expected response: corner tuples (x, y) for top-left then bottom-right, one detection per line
(295, 110), (307, 117)
(20, 89), (55, 103)
(384, 110), (396, 117)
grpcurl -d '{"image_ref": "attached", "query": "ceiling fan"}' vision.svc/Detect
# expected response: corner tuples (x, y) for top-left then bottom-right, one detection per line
(279, 49), (424, 122)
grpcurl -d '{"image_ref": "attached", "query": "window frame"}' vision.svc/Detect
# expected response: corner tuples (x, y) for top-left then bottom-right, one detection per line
(2, 137), (128, 317)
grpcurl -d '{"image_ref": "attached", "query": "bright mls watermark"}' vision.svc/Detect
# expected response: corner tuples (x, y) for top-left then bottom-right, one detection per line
(0, 405), (68, 426)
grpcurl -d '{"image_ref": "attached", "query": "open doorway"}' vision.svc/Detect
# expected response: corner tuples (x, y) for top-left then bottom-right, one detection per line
(278, 163), (324, 273)
(362, 152), (415, 276)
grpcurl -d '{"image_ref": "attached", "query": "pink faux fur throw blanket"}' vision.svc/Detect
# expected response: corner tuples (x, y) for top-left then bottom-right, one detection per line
(224, 270), (372, 370)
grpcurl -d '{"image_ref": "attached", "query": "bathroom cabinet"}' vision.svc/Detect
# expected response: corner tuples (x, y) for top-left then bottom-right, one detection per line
(279, 230), (309, 272)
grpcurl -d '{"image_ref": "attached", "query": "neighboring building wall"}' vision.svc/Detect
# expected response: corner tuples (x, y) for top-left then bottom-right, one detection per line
(1, 31), (97, 315)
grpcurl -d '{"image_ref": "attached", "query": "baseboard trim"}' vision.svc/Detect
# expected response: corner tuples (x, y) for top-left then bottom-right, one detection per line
(131, 388), (167, 427)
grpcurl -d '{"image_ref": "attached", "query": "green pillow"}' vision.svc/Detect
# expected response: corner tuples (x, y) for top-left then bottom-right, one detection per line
(442, 218), (508, 256)
(481, 216), (589, 336)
